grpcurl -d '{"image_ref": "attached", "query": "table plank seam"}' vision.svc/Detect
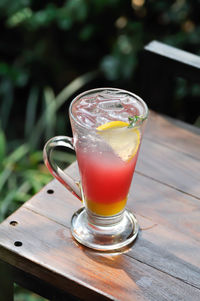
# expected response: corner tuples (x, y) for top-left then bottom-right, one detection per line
(135, 171), (200, 201)
(23, 205), (73, 229)
(124, 252), (200, 292)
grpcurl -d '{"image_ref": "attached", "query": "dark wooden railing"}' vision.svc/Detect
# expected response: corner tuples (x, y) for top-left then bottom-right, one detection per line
(139, 40), (200, 120)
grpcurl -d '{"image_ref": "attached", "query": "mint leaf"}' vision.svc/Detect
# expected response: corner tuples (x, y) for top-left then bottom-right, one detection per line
(128, 115), (146, 128)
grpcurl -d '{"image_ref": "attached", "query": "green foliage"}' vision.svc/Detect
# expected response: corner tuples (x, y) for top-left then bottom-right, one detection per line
(0, 71), (95, 222)
(1, 0), (200, 89)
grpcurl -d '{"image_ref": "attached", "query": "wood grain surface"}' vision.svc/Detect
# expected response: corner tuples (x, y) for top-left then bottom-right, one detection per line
(0, 111), (200, 301)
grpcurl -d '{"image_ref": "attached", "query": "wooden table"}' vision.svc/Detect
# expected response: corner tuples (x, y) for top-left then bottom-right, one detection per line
(0, 111), (200, 301)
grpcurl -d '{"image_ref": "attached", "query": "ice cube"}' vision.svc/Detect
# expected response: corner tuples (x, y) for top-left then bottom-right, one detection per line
(98, 100), (124, 111)
(121, 95), (136, 105)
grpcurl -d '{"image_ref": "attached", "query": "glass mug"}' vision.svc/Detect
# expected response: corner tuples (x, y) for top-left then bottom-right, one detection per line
(43, 88), (148, 251)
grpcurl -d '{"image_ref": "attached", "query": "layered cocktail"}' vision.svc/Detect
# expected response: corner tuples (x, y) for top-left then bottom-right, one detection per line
(44, 88), (148, 251)
(72, 91), (143, 216)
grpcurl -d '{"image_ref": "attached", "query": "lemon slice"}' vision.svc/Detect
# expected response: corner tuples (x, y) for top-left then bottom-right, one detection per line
(97, 121), (140, 161)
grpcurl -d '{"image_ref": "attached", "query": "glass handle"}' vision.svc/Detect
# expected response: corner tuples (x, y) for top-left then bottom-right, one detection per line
(43, 136), (82, 200)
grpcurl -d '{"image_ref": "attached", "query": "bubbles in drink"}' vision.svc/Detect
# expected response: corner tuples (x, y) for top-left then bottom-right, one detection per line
(72, 89), (144, 128)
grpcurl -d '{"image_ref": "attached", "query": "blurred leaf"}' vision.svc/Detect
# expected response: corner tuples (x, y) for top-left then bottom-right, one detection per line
(4, 143), (29, 166)
(55, 70), (99, 109)
(0, 169), (13, 192)
(29, 70), (98, 148)
(44, 86), (56, 140)
(0, 126), (6, 163)
(0, 0), (31, 16)
(29, 151), (43, 164)
(0, 144), (29, 191)
(23, 169), (50, 193)
(6, 7), (33, 27)
(0, 63), (29, 86)
(0, 190), (16, 221)
(25, 86), (39, 138)
(57, 18), (72, 30)
(65, 0), (88, 22)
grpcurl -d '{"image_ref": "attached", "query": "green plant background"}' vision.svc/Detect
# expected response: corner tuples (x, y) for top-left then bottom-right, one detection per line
(0, 0), (200, 299)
